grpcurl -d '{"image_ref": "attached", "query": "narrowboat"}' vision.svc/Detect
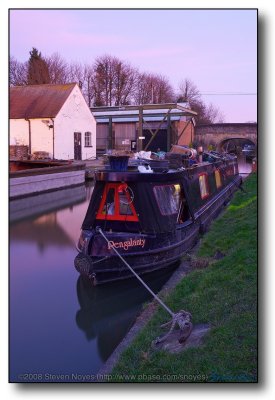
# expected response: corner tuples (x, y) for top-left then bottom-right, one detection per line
(74, 150), (242, 285)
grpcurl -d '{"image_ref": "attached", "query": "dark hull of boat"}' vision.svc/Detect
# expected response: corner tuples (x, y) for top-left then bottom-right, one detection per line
(74, 176), (241, 285)
(75, 224), (198, 285)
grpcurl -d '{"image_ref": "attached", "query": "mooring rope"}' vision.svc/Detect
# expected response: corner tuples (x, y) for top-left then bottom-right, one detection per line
(96, 227), (173, 317)
(96, 227), (193, 343)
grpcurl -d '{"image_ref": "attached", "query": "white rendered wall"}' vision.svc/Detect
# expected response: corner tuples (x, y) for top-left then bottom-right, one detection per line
(30, 119), (53, 157)
(10, 118), (53, 157)
(54, 85), (96, 160)
(10, 119), (29, 146)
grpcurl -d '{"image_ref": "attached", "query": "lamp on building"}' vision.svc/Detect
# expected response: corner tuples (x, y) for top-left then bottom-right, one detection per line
(42, 119), (53, 129)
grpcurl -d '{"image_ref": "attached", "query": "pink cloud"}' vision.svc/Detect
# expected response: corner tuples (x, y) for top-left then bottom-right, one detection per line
(60, 31), (129, 46)
(10, 10), (130, 61)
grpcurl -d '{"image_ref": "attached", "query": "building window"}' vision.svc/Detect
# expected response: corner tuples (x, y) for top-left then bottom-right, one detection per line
(153, 184), (181, 215)
(199, 174), (209, 199)
(215, 169), (222, 189)
(84, 132), (92, 147)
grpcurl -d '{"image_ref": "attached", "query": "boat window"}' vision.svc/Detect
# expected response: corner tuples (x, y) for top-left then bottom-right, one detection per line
(199, 174), (209, 199)
(215, 169), (222, 189)
(96, 183), (139, 222)
(103, 188), (115, 215)
(153, 184), (181, 215)
(118, 184), (135, 216)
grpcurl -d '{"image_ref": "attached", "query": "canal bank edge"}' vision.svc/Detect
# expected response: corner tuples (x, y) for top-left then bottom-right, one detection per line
(9, 162), (86, 198)
(97, 253), (197, 378)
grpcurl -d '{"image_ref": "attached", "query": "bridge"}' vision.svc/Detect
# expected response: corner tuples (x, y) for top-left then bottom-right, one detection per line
(195, 123), (257, 151)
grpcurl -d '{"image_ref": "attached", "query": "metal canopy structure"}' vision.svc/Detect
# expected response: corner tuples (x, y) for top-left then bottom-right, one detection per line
(91, 103), (197, 151)
(91, 103), (197, 120)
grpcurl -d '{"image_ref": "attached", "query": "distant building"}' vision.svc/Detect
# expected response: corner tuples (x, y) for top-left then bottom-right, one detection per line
(91, 103), (197, 154)
(10, 83), (96, 160)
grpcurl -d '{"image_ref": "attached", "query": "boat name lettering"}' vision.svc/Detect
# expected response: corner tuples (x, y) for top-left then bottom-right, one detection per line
(108, 238), (146, 251)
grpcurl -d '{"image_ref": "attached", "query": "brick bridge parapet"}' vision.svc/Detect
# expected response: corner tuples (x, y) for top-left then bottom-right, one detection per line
(194, 123), (257, 150)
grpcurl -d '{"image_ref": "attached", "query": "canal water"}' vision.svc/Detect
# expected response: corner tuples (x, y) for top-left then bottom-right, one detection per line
(9, 182), (175, 383)
(238, 154), (253, 176)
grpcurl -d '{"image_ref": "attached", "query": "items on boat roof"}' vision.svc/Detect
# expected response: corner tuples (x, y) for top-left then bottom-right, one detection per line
(129, 158), (169, 172)
(132, 145), (199, 171)
(108, 155), (130, 171)
(165, 145), (198, 169)
(103, 145), (233, 173)
(137, 165), (153, 173)
(134, 150), (152, 160)
(170, 144), (197, 159)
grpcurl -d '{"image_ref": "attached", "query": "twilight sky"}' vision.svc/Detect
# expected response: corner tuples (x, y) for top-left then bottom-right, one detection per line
(9, 9), (257, 122)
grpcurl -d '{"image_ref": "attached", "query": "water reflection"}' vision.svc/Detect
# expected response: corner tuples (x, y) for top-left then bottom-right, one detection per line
(238, 154), (252, 176)
(76, 268), (177, 361)
(10, 184), (89, 224)
(9, 182), (176, 382)
(11, 215), (73, 254)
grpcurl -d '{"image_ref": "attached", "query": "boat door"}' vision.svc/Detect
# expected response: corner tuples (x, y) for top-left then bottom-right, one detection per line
(74, 132), (82, 160)
(176, 183), (193, 224)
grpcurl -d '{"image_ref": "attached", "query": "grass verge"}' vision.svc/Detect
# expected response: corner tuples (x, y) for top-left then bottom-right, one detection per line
(109, 173), (257, 383)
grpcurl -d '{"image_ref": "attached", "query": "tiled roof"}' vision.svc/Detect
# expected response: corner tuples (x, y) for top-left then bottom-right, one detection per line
(10, 83), (77, 119)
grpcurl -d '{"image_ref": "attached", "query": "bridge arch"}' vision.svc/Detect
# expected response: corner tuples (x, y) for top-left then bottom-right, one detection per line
(216, 137), (256, 153)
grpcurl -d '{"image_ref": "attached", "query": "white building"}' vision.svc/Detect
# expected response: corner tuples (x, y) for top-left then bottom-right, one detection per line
(10, 83), (96, 160)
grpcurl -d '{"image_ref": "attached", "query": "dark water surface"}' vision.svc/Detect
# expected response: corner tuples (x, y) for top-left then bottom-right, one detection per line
(238, 154), (253, 175)
(9, 182), (175, 383)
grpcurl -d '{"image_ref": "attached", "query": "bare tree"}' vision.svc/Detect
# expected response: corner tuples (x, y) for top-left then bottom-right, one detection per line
(134, 72), (174, 104)
(92, 54), (139, 106)
(93, 54), (114, 106)
(9, 56), (28, 86)
(134, 72), (152, 104)
(177, 78), (224, 124)
(68, 62), (96, 107)
(204, 103), (225, 123)
(67, 62), (83, 83)
(45, 52), (69, 84)
(190, 99), (225, 124)
(113, 61), (138, 105)
(151, 74), (175, 103)
(83, 64), (96, 107)
(177, 78), (201, 104)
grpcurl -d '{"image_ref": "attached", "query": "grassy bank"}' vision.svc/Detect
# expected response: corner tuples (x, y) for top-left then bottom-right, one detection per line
(110, 173), (257, 383)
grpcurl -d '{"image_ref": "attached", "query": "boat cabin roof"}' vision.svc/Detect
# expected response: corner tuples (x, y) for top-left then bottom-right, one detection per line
(83, 160), (229, 234)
